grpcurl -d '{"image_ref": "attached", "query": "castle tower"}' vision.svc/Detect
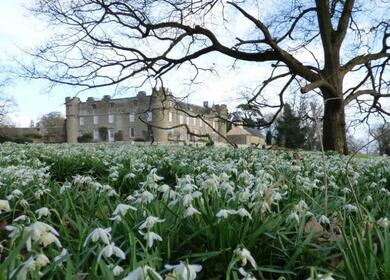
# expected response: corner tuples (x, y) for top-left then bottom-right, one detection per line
(215, 104), (228, 142)
(151, 87), (168, 143)
(65, 97), (80, 143)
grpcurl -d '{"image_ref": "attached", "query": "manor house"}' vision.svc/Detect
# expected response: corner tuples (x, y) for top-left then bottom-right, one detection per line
(65, 87), (228, 144)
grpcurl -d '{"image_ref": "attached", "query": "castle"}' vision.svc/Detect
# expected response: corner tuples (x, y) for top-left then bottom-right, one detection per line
(65, 87), (228, 144)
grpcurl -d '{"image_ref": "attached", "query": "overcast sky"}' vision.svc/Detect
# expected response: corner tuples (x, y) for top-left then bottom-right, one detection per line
(0, 0), (261, 127)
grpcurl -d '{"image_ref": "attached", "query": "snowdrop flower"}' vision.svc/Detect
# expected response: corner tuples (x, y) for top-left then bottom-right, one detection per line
(113, 203), (137, 216)
(318, 215), (330, 224)
(109, 215), (122, 223)
(238, 267), (257, 280)
(306, 273), (335, 280)
(295, 200), (308, 212)
(343, 204), (358, 213)
(377, 217), (390, 228)
(84, 227), (111, 246)
(59, 182), (72, 194)
(112, 265), (124, 276)
(286, 211), (300, 224)
(140, 191), (154, 204)
(53, 248), (68, 267)
(140, 231), (162, 248)
(158, 184), (170, 193)
(234, 247), (257, 268)
(341, 187), (351, 194)
(216, 209), (236, 219)
(0, 199), (11, 213)
(5, 225), (21, 239)
(35, 253), (50, 268)
(364, 195), (373, 203)
(150, 168), (163, 181)
(164, 262), (202, 280)
(35, 207), (50, 219)
(24, 221), (61, 251)
(184, 205), (201, 217)
(6, 189), (23, 200)
(122, 265), (162, 280)
(236, 208), (252, 219)
(14, 215), (30, 223)
(19, 199), (29, 208)
(139, 216), (165, 230)
(98, 242), (126, 260)
(11, 256), (36, 280)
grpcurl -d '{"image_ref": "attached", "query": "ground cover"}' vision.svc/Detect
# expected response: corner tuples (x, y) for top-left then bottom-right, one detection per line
(0, 143), (389, 279)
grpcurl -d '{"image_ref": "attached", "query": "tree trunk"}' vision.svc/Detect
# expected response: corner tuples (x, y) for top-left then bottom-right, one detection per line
(322, 94), (348, 155)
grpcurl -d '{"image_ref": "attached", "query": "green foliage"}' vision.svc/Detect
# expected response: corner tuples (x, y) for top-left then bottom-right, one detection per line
(275, 104), (307, 149)
(0, 144), (389, 279)
(98, 127), (108, 141)
(77, 133), (93, 143)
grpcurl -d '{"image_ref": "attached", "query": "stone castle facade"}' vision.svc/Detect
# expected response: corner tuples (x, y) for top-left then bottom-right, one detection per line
(65, 87), (228, 144)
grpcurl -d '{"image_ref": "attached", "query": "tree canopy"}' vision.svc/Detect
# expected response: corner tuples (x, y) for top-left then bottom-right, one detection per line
(25, 0), (390, 153)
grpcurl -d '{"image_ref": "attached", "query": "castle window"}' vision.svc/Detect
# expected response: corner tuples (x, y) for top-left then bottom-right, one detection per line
(213, 121), (216, 129)
(129, 113), (135, 122)
(168, 128), (173, 139)
(92, 104), (97, 110)
(186, 116), (190, 126)
(108, 128), (115, 142)
(193, 117), (197, 126)
(93, 116), (99, 125)
(179, 115), (184, 124)
(108, 114), (115, 124)
(199, 120), (203, 127)
(168, 112), (173, 122)
(110, 102), (115, 108)
(79, 117), (85, 126)
(147, 111), (152, 122)
(129, 127), (135, 138)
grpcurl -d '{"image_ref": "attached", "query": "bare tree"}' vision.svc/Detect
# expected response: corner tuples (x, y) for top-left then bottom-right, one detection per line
(24, 0), (390, 154)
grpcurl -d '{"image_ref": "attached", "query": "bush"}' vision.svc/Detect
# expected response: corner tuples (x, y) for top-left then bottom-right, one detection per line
(77, 133), (93, 143)
(115, 130), (123, 141)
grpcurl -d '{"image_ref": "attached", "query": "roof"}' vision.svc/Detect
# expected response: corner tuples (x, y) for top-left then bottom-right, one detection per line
(227, 125), (264, 138)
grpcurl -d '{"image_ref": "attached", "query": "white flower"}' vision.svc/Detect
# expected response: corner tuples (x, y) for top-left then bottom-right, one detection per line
(236, 208), (252, 219)
(234, 247), (257, 268)
(112, 265), (124, 276)
(14, 215), (29, 223)
(109, 215), (122, 223)
(19, 199), (29, 208)
(113, 203), (137, 216)
(98, 242), (126, 260)
(35, 207), (50, 219)
(11, 256), (35, 280)
(306, 273), (335, 280)
(318, 215), (330, 224)
(216, 209), (236, 219)
(377, 217), (390, 228)
(0, 199), (11, 213)
(184, 205), (201, 217)
(164, 262), (202, 280)
(286, 211), (300, 224)
(24, 221), (61, 251)
(53, 248), (68, 267)
(35, 253), (50, 268)
(140, 231), (162, 248)
(140, 191), (154, 204)
(295, 200), (308, 212)
(238, 267), (257, 280)
(6, 189), (23, 200)
(341, 187), (351, 194)
(84, 227), (111, 246)
(343, 204), (358, 213)
(59, 182), (72, 194)
(122, 265), (162, 280)
(139, 216), (165, 230)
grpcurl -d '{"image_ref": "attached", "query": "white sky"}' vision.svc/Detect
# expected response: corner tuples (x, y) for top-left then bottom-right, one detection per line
(0, 1), (257, 126)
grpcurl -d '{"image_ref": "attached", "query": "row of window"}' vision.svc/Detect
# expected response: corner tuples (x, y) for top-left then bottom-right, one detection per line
(79, 112), (217, 129)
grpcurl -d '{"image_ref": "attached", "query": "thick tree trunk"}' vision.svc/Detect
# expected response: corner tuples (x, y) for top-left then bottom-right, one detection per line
(322, 94), (348, 155)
